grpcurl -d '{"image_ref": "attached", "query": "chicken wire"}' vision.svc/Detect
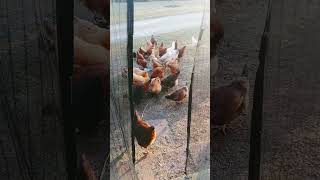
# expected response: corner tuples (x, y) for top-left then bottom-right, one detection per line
(0, 0), (68, 179)
(259, 0), (320, 179)
(186, 1), (210, 175)
(103, 0), (137, 179)
(132, 0), (210, 179)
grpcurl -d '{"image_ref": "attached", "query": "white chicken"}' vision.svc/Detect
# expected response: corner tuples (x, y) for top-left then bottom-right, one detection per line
(159, 41), (179, 63)
(166, 41), (176, 52)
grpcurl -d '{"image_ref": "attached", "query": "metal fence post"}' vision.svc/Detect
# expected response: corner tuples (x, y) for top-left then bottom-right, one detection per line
(56, 0), (77, 179)
(127, 0), (135, 165)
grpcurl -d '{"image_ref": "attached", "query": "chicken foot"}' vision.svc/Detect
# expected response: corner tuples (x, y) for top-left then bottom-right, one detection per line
(213, 119), (244, 135)
(212, 124), (230, 135)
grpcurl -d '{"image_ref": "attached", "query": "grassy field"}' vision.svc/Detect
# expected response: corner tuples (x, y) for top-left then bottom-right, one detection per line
(134, 0), (205, 21)
(111, 0), (205, 23)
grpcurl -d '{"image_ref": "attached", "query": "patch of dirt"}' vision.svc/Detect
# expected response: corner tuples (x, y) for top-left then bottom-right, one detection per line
(133, 26), (210, 179)
(212, 0), (267, 178)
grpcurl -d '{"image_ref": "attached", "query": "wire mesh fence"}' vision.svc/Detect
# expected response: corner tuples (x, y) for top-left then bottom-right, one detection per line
(131, 0), (210, 179)
(107, 0), (137, 179)
(186, 1), (210, 176)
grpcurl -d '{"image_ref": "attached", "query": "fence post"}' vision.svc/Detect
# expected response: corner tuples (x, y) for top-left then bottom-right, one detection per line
(56, 0), (77, 179)
(248, 0), (272, 179)
(127, 0), (135, 165)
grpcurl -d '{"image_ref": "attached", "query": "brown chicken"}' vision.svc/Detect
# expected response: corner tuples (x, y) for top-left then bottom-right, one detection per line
(133, 68), (150, 91)
(165, 86), (188, 103)
(133, 71), (150, 87)
(158, 42), (167, 57)
(133, 111), (157, 155)
(79, 154), (98, 180)
(133, 67), (146, 76)
(211, 79), (248, 135)
(138, 47), (151, 60)
(138, 47), (147, 55)
(74, 36), (108, 65)
(166, 58), (179, 75)
(74, 16), (109, 49)
(152, 58), (163, 69)
(133, 71), (150, 101)
(136, 51), (148, 68)
(149, 77), (162, 95)
(178, 45), (186, 58)
(151, 47), (160, 59)
(162, 70), (180, 88)
(146, 40), (155, 55)
(151, 67), (165, 80)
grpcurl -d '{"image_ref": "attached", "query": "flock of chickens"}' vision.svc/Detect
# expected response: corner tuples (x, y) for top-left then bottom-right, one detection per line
(73, 0), (250, 178)
(131, 35), (188, 102)
(212, 6), (250, 135)
(75, 7), (249, 180)
(128, 35), (189, 155)
(131, 8), (250, 158)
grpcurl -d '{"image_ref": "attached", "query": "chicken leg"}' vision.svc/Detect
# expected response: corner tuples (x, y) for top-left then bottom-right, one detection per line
(212, 124), (231, 135)
(213, 119), (244, 135)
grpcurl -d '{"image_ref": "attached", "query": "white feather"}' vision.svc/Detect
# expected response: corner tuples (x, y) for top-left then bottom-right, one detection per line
(166, 41), (176, 52)
(159, 49), (179, 63)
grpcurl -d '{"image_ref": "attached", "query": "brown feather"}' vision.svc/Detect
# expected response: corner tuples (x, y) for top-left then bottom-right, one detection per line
(211, 80), (248, 126)
(178, 46), (186, 58)
(165, 86), (188, 102)
(149, 77), (162, 95)
(136, 51), (147, 68)
(133, 111), (157, 148)
(151, 67), (165, 79)
(159, 42), (167, 57)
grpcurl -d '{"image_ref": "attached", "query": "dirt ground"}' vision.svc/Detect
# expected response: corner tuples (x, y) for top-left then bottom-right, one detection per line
(132, 1), (210, 179)
(259, 0), (320, 179)
(214, 0), (320, 179)
(133, 27), (210, 179)
(213, 0), (267, 178)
